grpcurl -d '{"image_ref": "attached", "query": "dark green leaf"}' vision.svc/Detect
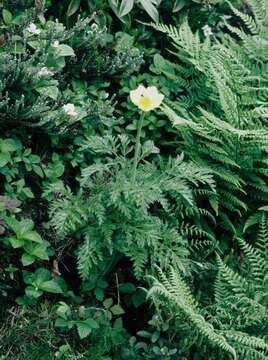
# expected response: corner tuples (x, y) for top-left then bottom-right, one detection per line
(110, 304), (125, 315)
(67, 0), (81, 17)
(39, 280), (63, 294)
(2, 9), (12, 25)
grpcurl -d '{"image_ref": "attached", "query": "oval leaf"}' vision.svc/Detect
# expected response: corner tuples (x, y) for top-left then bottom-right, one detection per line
(39, 280), (63, 293)
(119, 0), (134, 17)
(139, 0), (159, 22)
(67, 0), (81, 17)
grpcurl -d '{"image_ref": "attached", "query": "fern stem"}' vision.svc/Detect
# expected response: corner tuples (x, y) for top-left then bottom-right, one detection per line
(132, 111), (145, 183)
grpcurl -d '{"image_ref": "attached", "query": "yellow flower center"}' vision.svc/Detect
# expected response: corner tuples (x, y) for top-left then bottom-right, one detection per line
(138, 96), (153, 111)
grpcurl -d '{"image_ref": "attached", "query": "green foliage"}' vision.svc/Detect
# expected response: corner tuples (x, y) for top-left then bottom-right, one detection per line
(149, 8), (268, 239)
(148, 213), (268, 359)
(1, 0), (268, 359)
(49, 133), (215, 279)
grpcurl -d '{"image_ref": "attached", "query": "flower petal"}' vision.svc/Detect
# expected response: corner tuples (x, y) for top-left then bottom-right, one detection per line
(144, 86), (164, 108)
(130, 85), (146, 106)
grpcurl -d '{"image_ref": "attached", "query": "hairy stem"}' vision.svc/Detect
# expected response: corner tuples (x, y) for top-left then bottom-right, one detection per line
(132, 111), (145, 183)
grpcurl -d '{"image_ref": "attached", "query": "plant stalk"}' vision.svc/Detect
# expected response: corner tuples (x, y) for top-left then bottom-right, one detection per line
(132, 111), (145, 183)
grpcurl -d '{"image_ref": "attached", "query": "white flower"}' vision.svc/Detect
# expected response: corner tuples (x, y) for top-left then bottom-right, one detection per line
(52, 40), (59, 48)
(202, 25), (213, 37)
(63, 103), (78, 117)
(130, 85), (164, 112)
(91, 23), (98, 31)
(37, 67), (54, 76)
(27, 23), (41, 35)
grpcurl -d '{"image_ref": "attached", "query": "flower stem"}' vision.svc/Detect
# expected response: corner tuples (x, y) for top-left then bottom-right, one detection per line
(132, 112), (145, 183)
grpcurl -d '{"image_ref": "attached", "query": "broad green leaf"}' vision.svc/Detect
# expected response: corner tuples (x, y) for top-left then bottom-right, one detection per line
(94, 287), (104, 301)
(0, 139), (21, 152)
(151, 330), (160, 343)
(57, 44), (75, 57)
(67, 0), (81, 17)
(119, 282), (136, 294)
(75, 318), (99, 339)
(14, 218), (34, 238)
(113, 317), (123, 329)
(21, 253), (35, 266)
(0, 152), (11, 167)
(33, 268), (51, 285)
(22, 230), (43, 243)
(9, 236), (24, 248)
(22, 270), (34, 285)
(173, 0), (186, 12)
(44, 161), (65, 179)
(25, 286), (43, 298)
(108, 0), (119, 13)
(55, 317), (69, 328)
(119, 0), (134, 17)
(22, 187), (34, 198)
(97, 279), (108, 288)
(29, 243), (49, 260)
(103, 298), (113, 309)
(27, 40), (39, 50)
(33, 164), (44, 178)
(132, 290), (145, 308)
(39, 280), (63, 293)
(2, 9), (12, 25)
(56, 302), (71, 319)
(35, 86), (59, 100)
(139, 0), (159, 22)
(110, 304), (125, 315)
(76, 322), (92, 339)
(115, 33), (134, 51)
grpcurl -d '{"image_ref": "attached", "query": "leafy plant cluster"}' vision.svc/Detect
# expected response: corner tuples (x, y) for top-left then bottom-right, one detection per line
(0, 0), (268, 359)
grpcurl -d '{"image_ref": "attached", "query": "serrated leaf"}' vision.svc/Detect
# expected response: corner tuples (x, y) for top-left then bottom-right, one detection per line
(76, 318), (99, 339)
(56, 302), (71, 319)
(110, 304), (125, 315)
(103, 298), (113, 309)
